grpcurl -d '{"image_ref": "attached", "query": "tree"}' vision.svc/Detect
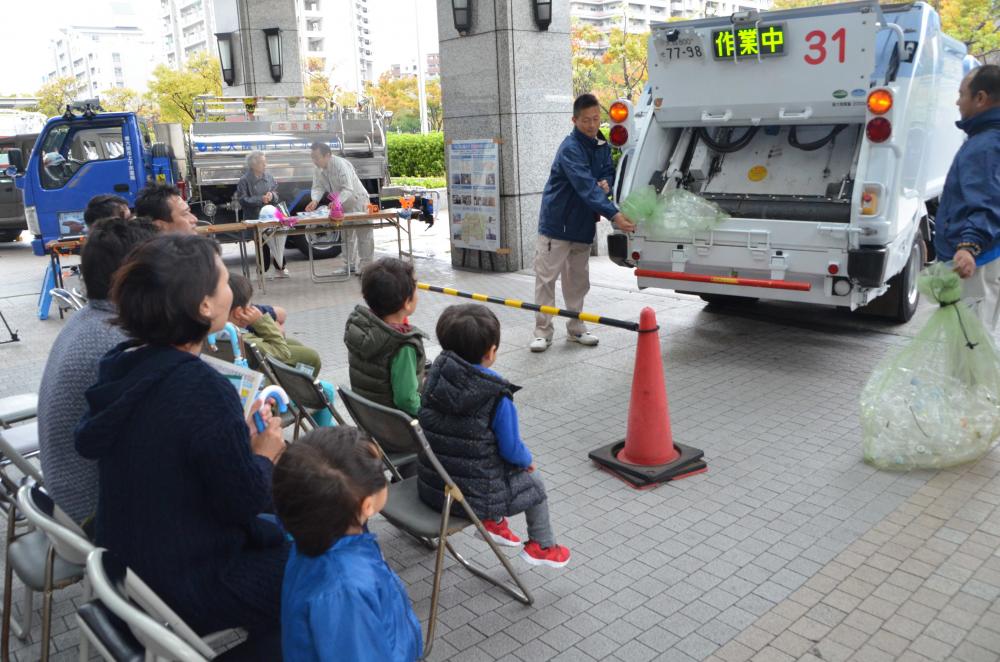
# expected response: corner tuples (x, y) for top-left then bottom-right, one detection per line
(939, 0), (999, 59)
(100, 87), (156, 117)
(303, 56), (333, 100)
(146, 50), (222, 127)
(772, 0), (998, 58)
(571, 21), (650, 112)
(34, 76), (79, 117)
(365, 72), (443, 133)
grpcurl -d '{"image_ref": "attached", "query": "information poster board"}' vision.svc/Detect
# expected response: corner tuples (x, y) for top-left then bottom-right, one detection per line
(447, 139), (501, 252)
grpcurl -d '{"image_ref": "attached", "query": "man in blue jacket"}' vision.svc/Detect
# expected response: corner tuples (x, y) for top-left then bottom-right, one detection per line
(531, 94), (635, 352)
(935, 64), (1000, 329)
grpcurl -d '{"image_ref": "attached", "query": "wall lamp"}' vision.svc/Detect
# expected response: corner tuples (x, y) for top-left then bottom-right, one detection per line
(452, 0), (472, 35)
(215, 32), (235, 85)
(532, 0), (552, 31)
(263, 27), (283, 82)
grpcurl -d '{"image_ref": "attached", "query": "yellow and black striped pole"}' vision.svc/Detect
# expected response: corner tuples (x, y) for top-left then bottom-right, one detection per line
(417, 283), (640, 332)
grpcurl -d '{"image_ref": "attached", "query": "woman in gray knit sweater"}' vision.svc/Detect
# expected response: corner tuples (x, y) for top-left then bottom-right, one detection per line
(37, 217), (158, 523)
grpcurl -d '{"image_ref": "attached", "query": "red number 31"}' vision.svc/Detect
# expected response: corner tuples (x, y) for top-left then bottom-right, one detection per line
(804, 28), (846, 65)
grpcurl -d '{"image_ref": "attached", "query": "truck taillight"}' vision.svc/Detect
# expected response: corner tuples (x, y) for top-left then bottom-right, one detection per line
(609, 101), (630, 123)
(610, 125), (629, 147)
(866, 118), (892, 143)
(608, 98), (635, 149)
(867, 89), (892, 115)
(24, 206), (39, 236)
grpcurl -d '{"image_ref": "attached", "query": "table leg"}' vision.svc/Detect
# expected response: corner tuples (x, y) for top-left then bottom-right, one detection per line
(254, 227), (266, 294)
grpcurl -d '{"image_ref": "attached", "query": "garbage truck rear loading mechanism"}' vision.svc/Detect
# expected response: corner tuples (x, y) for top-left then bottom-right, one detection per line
(607, 1), (976, 321)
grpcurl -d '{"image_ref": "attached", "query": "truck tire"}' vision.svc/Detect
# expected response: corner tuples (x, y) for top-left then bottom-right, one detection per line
(0, 230), (22, 242)
(288, 234), (342, 260)
(863, 235), (923, 322)
(151, 142), (174, 159)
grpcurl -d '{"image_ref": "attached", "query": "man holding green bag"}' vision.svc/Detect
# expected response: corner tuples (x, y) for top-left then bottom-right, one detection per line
(530, 94), (636, 352)
(935, 65), (1000, 330)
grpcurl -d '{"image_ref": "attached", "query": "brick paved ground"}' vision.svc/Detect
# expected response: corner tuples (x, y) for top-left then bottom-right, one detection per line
(0, 221), (996, 661)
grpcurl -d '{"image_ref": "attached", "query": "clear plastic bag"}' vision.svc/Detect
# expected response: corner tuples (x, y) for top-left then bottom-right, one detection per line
(622, 186), (729, 240)
(860, 262), (1000, 470)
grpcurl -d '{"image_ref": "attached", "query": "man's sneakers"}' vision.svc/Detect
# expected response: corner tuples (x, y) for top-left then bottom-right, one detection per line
(520, 541), (571, 568)
(529, 337), (552, 353)
(481, 518), (522, 547)
(568, 332), (599, 347)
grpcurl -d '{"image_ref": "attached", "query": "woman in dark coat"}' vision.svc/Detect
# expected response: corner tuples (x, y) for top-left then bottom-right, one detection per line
(75, 234), (288, 660)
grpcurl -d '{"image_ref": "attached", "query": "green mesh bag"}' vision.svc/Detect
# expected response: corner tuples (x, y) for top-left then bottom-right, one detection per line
(625, 187), (729, 240)
(860, 262), (1000, 470)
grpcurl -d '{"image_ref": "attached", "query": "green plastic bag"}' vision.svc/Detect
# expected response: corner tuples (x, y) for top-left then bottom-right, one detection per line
(860, 262), (1000, 470)
(623, 187), (729, 240)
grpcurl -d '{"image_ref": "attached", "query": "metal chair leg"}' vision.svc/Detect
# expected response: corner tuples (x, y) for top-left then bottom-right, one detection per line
(17, 589), (30, 640)
(421, 493), (454, 659)
(39, 546), (56, 662)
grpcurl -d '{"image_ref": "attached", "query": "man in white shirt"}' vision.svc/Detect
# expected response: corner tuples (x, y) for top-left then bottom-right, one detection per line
(304, 141), (374, 273)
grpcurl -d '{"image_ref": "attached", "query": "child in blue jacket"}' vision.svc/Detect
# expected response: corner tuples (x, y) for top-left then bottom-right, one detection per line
(273, 427), (422, 661)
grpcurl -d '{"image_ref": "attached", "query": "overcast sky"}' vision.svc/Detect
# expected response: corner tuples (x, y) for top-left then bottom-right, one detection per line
(0, 0), (440, 95)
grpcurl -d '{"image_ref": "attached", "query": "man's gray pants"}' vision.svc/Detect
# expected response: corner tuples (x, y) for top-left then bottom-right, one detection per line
(533, 235), (591, 340)
(962, 258), (1000, 332)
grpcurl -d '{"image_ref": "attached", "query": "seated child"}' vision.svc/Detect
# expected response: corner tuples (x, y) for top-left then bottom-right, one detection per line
(229, 273), (334, 426)
(230, 273), (321, 375)
(417, 304), (571, 568)
(273, 426), (422, 662)
(344, 258), (427, 425)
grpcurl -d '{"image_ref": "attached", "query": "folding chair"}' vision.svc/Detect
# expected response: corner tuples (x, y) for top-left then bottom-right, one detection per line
(85, 549), (214, 661)
(261, 355), (351, 442)
(0, 394), (37, 429)
(49, 288), (85, 314)
(76, 598), (144, 662)
(336, 388), (533, 656)
(13, 485), (93, 662)
(0, 434), (47, 660)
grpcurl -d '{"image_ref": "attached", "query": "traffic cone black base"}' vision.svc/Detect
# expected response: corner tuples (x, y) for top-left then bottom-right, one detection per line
(589, 440), (706, 489)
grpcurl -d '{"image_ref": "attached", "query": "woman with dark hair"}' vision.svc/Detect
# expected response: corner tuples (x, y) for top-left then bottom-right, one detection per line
(75, 234), (288, 660)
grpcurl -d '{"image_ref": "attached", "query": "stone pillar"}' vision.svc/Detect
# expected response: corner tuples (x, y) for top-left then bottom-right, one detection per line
(213, 0), (304, 97)
(437, 0), (572, 272)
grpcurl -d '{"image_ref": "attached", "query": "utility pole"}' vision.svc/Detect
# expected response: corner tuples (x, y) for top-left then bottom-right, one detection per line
(415, 0), (429, 134)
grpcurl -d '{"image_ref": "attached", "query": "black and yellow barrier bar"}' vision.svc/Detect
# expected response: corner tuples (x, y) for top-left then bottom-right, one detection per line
(417, 282), (640, 332)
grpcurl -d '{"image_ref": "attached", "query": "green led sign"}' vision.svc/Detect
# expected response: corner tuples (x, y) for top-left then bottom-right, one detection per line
(712, 23), (786, 60)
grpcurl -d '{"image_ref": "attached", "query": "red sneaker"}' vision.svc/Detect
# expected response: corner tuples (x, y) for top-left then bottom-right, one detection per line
(481, 518), (522, 547)
(520, 541), (571, 568)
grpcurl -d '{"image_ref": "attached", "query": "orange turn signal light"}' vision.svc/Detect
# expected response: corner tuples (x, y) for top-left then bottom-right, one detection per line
(867, 89), (892, 115)
(609, 101), (629, 123)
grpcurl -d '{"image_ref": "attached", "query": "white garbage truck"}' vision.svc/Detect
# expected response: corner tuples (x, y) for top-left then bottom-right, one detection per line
(607, 1), (976, 321)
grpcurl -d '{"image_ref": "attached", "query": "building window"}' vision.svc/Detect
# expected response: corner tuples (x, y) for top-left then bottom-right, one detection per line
(306, 18), (322, 31)
(308, 37), (324, 52)
(304, 0), (319, 10)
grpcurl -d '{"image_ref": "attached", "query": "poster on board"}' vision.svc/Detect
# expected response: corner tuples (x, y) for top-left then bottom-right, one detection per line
(447, 139), (500, 252)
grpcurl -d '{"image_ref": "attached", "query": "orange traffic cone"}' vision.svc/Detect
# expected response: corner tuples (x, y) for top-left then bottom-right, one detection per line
(589, 307), (706, 488)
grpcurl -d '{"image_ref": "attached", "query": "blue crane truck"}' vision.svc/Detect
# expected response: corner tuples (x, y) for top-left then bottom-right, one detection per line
(6, 96), (396, 258)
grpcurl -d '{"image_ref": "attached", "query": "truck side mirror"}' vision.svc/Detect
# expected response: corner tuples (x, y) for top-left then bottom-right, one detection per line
(6, 149), (23, 173)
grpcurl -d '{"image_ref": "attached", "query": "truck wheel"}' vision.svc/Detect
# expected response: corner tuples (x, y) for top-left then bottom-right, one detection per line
(864, 236), (923, 322)
(892, 236), (924, 322)
(151, 143), (174, 159)
(0, 230), (22, 242)
(288, 234), (342, 260)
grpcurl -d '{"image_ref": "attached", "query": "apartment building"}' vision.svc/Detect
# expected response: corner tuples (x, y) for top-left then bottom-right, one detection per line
(160, 0), (216, 67)
(301, 0), (375, 94)
(46, 26), (158, 98)
(572, 0), (771, 52)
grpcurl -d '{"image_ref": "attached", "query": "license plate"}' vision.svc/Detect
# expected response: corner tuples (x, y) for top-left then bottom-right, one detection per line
(661, 38), (705, 61)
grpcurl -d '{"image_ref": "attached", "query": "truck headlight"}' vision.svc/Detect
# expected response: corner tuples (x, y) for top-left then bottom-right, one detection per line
(24, 206), (39, 235)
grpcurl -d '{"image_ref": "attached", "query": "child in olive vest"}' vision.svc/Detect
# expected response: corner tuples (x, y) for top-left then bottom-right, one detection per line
(343, 259), (427, 436)
(417, 304), (571, 568)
